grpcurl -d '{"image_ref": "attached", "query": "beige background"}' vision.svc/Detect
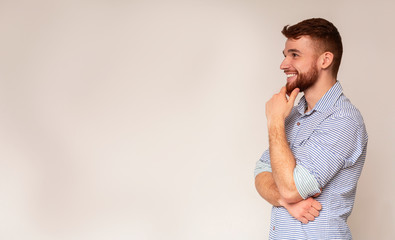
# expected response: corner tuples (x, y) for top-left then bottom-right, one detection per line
(0, 0), (394, 239)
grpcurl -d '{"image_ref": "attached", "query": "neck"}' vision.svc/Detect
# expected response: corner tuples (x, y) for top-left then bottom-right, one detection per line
(303, 76), (337, 112)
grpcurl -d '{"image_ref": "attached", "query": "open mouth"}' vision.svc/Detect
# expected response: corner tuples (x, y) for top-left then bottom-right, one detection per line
(286, 73), (298, 82)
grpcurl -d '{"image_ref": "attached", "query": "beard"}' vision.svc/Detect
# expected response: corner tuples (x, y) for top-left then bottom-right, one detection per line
(286, 63), (319, 96)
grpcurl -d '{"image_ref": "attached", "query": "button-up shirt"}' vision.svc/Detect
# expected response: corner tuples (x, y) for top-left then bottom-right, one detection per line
(255, 82), (368, 239)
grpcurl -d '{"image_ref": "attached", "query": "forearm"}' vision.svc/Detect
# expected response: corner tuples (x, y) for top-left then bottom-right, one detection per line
(268, 120), (302, 203)
(255, 171), (322, 224)
(255, 171), (284, 207)
(255, 171), (308, 207)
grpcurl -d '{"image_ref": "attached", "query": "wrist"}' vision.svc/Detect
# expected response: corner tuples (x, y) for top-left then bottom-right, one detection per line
(267, 118), (285, 133)
(267, 116), (285, 128)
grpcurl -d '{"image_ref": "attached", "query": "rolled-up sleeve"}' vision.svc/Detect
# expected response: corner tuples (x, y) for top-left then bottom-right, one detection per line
(254, 149), (272, 178)
(292, 115), (368, 198)
(293, 164), (321, 199)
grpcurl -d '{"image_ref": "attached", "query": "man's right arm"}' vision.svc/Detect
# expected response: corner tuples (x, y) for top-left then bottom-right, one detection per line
(255, 171), (322, 224)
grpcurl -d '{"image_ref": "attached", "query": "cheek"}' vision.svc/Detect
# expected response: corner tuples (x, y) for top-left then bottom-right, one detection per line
(298, 66), (310, 74)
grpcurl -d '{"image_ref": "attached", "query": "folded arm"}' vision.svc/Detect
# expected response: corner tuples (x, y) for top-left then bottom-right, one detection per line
(265, 87), (305, 203)
(255, 171), (321, 224)
(268, 120), (303, 203)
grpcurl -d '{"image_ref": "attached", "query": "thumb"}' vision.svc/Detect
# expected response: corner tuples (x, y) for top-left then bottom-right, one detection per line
(288, 88), (300, 105)
(280, 86), (287, 95)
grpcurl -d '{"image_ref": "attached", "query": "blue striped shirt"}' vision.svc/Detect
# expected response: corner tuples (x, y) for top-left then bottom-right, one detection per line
(255, 82), (368, 239)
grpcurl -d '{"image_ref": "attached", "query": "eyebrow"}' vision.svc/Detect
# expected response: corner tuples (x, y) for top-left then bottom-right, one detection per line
(282, 49), (302, 56)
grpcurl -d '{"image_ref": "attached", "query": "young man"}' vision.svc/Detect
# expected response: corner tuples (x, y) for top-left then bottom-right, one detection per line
(254, 18), (368, 239)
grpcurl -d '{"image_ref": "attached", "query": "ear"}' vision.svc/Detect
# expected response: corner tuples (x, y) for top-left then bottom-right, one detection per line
(319, 52), (334, 70)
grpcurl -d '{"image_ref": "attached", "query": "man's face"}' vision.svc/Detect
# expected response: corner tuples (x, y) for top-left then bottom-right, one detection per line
(280, 36), (320, 95)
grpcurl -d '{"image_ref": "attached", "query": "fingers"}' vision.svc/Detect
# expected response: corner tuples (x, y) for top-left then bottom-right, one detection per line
(288, 88), (300, 104)
(298, 198), (322, 224)
(308, 207), (320, 217)
(299, 210), (318, 224)
(311, 200), (322, 211)
(304, 213), (315, 221)
(299, 217), (309, 224)
(278, 86), (299, 104)
(280, 86), (287, 95)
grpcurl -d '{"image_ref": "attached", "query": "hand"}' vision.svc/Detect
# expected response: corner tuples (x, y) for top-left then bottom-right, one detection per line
(282, 197), (322, 224)
(266, 87), (299, 126)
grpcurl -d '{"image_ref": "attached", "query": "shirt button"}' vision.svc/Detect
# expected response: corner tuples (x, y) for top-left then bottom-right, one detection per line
(297, 122), (301, 126)
(273, 226), (275, 230)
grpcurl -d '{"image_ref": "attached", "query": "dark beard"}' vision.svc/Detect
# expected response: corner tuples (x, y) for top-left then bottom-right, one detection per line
(286, 64), (319, 96)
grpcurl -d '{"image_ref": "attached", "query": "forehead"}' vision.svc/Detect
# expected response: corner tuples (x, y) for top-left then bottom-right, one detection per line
(283, 36), (317, 55)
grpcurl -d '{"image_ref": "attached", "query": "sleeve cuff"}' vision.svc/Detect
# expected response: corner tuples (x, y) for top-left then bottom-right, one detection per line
(293, 164), (321, 199)
(254, 160), (272, 178)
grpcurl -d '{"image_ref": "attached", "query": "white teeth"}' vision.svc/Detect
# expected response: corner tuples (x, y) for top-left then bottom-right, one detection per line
(286, 74), (296, 77)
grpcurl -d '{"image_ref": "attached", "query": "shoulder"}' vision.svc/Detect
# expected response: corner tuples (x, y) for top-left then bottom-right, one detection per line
(329, 94), (366, 127)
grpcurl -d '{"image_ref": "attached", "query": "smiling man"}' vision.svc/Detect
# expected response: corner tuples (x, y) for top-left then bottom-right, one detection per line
(254, 18), (368, 239)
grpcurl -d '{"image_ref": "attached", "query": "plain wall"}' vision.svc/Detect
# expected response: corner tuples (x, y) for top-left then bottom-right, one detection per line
(0, 0), (393, 239)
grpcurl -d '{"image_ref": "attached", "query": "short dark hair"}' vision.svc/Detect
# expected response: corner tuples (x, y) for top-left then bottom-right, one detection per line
(282, 18), (343, 78)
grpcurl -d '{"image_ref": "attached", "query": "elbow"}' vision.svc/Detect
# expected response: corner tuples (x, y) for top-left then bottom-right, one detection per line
(279, 188), (303, 204)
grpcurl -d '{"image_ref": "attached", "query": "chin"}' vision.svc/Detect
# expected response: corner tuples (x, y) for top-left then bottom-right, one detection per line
(286, 83), (298, 95)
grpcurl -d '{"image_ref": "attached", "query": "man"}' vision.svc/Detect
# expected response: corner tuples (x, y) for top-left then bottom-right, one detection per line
(254, 18), (368, 239)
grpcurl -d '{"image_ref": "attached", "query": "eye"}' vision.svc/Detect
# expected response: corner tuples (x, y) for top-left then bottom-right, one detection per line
(292, 53), (299, 57)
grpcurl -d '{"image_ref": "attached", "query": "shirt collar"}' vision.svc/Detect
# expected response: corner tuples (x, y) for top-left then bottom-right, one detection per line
(297, 81), (343, 115)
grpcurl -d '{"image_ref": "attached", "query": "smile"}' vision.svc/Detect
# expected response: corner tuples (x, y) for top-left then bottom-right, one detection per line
(286, 73), (297, 77)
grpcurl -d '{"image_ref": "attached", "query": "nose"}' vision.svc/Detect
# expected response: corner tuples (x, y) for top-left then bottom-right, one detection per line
(280, 57), (290, 70)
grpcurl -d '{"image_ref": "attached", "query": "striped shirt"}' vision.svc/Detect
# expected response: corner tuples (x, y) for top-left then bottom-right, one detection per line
(255, 82), (368, 239)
